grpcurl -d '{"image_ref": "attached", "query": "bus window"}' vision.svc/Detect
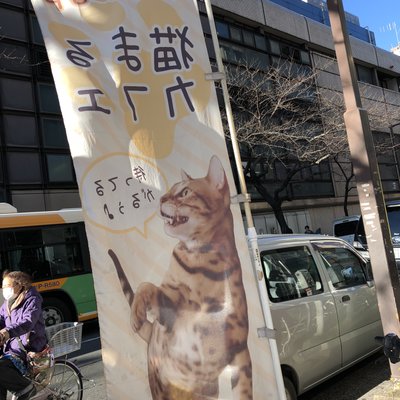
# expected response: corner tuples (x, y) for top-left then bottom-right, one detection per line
(7, 246), (50, 280)
(42, 225), (88, 276)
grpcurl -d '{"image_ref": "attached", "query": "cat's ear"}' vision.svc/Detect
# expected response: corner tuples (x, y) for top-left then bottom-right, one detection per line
(207, 155), (227, 190)
(181, 170), (192, 181)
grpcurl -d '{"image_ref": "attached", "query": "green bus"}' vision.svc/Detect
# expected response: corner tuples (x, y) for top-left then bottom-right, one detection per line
(0, 203), (97, 326)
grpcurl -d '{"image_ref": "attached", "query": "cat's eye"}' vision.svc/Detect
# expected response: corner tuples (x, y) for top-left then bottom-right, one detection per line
(181, 188), (190, 197)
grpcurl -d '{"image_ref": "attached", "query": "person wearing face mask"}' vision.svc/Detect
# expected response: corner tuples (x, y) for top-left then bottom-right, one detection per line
(0, 271), (47, 400)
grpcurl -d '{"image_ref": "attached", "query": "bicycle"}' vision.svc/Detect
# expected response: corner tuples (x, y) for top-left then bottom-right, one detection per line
(11, 322), (85, 400)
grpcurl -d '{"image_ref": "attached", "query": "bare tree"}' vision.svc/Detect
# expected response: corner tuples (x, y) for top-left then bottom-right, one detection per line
(332, 153), (355, 216)
(332, 131), (400, 216)
(222, 57), (399, 232)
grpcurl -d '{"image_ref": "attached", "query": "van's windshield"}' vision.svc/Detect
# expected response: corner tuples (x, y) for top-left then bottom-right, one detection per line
(334, 218), (367, 246)
(334, 206), (399, 247)
(334, 221), (358, 237)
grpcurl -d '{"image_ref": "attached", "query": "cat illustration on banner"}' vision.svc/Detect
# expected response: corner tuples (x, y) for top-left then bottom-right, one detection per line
(108, 155), (253, 399)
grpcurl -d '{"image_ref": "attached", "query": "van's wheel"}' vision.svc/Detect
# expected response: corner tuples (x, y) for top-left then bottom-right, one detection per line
(42, 297), (73, 326)
(284, 376), (297, 400)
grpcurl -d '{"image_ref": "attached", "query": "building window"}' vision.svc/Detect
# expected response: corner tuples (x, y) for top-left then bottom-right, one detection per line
(254, 34), (267, 51)
(242, 30), (255, 47)
(243, 159), (334, 201)
(215, 20), (229, 39)
(269, 39), (311, 65)
(291, 181), (335, 197)
(377, 71), (399, 92)
(230, 26), (242, 42)
(269, 39), (281, 55)
(42, 118), (69, 148)
(0, 0), (24, 6)
(0, 78), (34, 111)
(38, 83), (61, 113)
(373, 131), (400, 193)
(356, 64), (375, 85)
(213, 19), (311, 70)
(7, 152), (42, 184)
(34, 50), (52, 79)
(0, 8), (27, 41)
(220, 41), (269, 69)
(3, 114), (38, 147)
(300, 50), (311, 65)
(46, 154), (74, 183)
(30, 15), (45, 45)
(0, 43), (31, 74)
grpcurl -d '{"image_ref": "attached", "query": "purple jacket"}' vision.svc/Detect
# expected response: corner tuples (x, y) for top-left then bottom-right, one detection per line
(0, 287), (47, 362)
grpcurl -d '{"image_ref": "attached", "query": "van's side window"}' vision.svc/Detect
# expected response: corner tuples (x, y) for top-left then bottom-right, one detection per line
(316, 246), (367, 289)
(261, 246), (323, 302)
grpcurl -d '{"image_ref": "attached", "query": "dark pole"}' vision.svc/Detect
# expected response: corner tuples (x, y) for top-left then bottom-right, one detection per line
(327, 0), (400, 378)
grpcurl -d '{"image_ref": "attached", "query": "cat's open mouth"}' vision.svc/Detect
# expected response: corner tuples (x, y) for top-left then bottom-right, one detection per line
(161, 210), (189, 226)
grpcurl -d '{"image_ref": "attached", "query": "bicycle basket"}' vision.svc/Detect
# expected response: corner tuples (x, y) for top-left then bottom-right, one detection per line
(45, 322), (83, 358)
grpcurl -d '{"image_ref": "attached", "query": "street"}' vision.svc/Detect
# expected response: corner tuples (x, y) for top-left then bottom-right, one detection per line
(299, 352), (390, 400)
(76, 320), (391, 400)
(69, 320), (106, 399)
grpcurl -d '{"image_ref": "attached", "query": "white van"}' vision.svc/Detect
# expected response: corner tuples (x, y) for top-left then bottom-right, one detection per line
(332, 201), (400, 268)
(257, 234), (383, 400)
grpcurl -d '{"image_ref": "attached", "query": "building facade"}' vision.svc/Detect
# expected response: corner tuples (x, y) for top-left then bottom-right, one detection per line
(199, 0), (400, 234)
(0, 0), (399, 235)
(0, 0), (80, 211)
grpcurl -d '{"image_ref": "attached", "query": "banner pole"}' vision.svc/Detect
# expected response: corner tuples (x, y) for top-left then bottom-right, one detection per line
(203, 1), (286, 398)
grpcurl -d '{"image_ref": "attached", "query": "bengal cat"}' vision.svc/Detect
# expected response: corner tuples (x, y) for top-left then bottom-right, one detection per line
(108, 155), (252, 399)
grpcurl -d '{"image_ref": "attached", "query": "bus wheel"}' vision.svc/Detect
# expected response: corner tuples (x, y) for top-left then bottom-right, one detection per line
(42, 297), (73, 326)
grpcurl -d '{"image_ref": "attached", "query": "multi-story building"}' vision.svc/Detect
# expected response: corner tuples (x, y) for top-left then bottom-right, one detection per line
(0, 0), (399, 235)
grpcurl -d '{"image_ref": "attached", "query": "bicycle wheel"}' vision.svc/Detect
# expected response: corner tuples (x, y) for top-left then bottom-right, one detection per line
(46, 359), (83, 400)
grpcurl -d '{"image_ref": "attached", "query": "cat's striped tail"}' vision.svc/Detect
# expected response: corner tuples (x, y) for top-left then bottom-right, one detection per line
(108, 249), (134, 305)
(108, 249), (152, 343)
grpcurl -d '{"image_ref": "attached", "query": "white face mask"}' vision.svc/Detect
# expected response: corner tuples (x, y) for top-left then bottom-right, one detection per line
(2, 287), (15, 301)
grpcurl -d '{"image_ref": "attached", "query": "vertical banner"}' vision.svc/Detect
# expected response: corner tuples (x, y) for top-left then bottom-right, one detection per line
(32, 1), (279, 398)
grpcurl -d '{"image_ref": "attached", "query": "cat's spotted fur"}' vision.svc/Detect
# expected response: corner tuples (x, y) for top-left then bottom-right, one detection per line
(109, 155), (252, 399)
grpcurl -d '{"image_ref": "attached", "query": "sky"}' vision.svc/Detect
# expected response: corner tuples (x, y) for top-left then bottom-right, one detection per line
(342, 0), (400, 51)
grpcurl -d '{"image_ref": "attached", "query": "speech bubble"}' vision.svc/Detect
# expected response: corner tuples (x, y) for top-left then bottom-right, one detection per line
(80, 153), (168, 234)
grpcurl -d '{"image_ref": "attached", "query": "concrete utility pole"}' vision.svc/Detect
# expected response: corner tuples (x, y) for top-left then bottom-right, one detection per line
(327, 0), (400, 378)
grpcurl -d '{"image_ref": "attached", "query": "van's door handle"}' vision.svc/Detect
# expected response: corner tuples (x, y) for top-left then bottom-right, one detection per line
(342, 295), (351, 302)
